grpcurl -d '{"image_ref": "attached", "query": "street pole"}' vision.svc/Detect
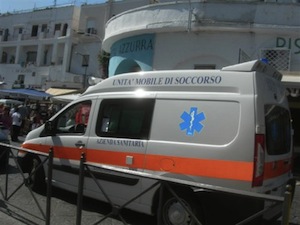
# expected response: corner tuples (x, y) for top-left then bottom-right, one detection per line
(83, 65), (87, 89)
(75, 52), (89, 90)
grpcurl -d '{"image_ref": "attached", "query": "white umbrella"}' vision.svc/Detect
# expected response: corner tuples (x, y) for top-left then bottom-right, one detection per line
(0, 99), (23, 107)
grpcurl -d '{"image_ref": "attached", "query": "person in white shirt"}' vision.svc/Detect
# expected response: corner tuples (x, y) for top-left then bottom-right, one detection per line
(11, 107), (22, 142)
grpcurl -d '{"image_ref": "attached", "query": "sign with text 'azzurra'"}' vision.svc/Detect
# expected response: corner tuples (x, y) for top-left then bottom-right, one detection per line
(180, 107), (206, 136)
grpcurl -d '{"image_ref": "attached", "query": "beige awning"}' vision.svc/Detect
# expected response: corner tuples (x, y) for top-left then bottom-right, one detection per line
(46, 88), (79, 96)
(51, 94), (81, 103)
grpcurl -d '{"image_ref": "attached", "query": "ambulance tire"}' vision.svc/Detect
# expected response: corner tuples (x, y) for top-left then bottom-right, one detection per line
(159, 188), (205, 225)
(28, 157), (46, 193)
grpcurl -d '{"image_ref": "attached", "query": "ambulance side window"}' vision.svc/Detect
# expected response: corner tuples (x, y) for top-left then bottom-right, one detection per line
(56, 100), (91, 134)
(265, 105), (291, 155)
(96, 99), (154, 139)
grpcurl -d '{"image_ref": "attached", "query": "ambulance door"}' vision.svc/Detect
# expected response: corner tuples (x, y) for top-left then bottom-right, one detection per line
(45, 99), (93, 188)
(255, 74), (293, 193)
(85, 98), (155, 206)
(263, 105), (293, 191)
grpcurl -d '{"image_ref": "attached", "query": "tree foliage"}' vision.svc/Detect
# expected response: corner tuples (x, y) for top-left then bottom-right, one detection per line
(98, 50), (110, 79)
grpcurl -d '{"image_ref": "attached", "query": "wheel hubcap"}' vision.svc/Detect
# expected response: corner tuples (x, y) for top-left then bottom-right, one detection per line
(166, 200), (191, 225)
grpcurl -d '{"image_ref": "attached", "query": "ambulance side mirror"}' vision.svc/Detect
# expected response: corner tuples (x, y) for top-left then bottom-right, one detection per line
(44, 120), (55, 136)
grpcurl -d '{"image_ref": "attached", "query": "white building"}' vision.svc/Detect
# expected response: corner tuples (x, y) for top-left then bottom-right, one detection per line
(101, 0), (300, 152)
(0, 0), (155, 93)
(103, 0), (300, 79)
(0, 5), (81, 91)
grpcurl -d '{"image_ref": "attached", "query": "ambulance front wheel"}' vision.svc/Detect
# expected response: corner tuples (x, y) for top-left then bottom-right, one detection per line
(158, 188), (205, 225)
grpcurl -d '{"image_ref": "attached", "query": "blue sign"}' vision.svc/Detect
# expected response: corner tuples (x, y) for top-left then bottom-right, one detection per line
(109, 34), (155, 76)
(180, 107), (206, 136)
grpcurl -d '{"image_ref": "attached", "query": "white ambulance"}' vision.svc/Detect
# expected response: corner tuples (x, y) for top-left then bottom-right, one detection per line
(18, 60), (295, 224)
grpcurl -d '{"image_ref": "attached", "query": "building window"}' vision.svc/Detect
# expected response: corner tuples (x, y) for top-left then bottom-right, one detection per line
(43, 50), (48, 65)
(1, 52), (8, 63)
(81, 55), (89, 67)
(62, 23), (68, 36)
(17, 74), (25, 84)
(3, 29), (9, 41)
(86, 19), (96, 34)
(41, 24), (48, 32)
(54, 23), (61, 34)
(87, 28), (97, 35)
(10, 55), (15, 64)
(31, 25), (38, 37)
(26, 51), (37, 65)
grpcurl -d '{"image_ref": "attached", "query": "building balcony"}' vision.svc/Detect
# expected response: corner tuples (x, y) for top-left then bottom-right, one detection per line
(0, 30), (68, 43)
(103, 1), (300, 51)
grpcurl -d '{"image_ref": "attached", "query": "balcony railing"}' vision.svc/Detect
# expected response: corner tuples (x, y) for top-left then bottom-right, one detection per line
(0, 31), (68, 42)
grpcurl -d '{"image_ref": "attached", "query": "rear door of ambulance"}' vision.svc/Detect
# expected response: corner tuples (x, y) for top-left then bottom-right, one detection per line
(254, 72), (293, 194)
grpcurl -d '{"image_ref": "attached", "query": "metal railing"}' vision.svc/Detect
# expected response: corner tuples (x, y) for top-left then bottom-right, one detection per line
(0, 143), (53, 225)
(0, 143), (295, 225)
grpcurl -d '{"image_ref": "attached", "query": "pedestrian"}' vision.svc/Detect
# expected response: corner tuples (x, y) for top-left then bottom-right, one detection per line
(39, 105), (48, 124)
(9, 104), (16, 116)
(0, 103), (4, 114)
(0, 106), (12, 137)
(30, 110), (41, 131)
(18, 104), (29, 135)
(11, 107), (22, 142)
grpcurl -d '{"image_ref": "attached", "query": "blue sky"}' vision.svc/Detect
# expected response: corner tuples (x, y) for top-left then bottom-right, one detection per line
(0, 0), (106, 13)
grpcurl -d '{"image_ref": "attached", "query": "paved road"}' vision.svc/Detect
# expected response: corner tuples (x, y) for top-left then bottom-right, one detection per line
(0, 138), (299, 225)
(290, 178), (300, 225)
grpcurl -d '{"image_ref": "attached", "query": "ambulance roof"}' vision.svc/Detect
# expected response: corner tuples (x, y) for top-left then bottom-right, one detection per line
(82, 60), (282, 96)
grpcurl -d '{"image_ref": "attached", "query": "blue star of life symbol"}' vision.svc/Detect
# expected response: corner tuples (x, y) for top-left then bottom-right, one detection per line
(180, 107), (206, 136)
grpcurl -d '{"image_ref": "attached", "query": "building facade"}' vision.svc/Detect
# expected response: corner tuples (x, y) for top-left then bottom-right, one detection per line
(101, 0), (300, 152)
(0, 5), (82, 91)
(0, 0), (155, 92)
(103, 1), (300, 78)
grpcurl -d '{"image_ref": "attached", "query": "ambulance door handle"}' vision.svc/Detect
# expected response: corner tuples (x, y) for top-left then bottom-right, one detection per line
(75, 141), (85, 148)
